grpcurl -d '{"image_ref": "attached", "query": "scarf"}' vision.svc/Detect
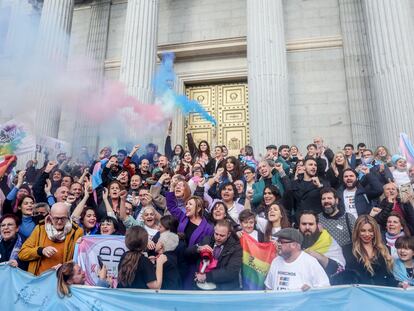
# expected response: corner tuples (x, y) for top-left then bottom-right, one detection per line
(393, 258), (414, 285)
(45, 215), (73, 242)
(385, 231), (405, 248)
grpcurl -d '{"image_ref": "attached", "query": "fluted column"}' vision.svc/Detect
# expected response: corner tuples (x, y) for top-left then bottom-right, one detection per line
(34, 0), (74, 138)
(362, 0), (414, 151)
(338, 0), (377, 147)
(60, 0), (111, 156)
(119, 0), (159, 104)
(247, 0), (290, 155)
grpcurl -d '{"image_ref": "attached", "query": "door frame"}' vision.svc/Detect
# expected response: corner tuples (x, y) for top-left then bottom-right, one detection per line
(171, 69), (248, 147)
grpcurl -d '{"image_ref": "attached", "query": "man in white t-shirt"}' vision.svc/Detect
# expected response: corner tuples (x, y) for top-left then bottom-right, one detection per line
(264, 228), (330, 291)
(337, 168), (383, 218)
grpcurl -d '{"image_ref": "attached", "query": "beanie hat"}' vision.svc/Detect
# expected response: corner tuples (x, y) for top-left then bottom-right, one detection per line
(391, 154), (405, 166)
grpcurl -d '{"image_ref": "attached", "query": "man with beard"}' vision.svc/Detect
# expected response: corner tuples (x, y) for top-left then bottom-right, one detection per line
(299, 211), (345, 279)
(18, 203), (83, 275)
(265, 228), (329, 291)
(284, 158), (329, 221)
(318, 188), (356, 248)
(101, 155), (122, 186)
(277, 145), (293, 176)
(337, 168), (383, 219)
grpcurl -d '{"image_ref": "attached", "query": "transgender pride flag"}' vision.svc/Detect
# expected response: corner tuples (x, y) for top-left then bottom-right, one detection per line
(399, 133), (414, 165)
(240, 233), (277, 290)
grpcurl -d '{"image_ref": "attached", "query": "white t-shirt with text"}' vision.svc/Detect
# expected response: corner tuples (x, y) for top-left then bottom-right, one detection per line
(264, 251), (330, 291)
(343, 189), (358, 219)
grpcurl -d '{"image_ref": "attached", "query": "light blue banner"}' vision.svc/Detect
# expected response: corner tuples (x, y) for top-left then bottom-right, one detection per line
(1, 265), (413, 311)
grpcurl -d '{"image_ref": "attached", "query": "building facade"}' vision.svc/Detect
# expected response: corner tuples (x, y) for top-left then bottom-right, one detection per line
(1, 0), (414, 157)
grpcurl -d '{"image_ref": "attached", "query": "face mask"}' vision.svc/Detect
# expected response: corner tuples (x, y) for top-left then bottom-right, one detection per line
(362, 157), (373, 165)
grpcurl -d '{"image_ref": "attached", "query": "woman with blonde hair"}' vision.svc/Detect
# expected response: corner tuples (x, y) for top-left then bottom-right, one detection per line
(56, 261), (86, 297)
(341, 215), (399, 286)
(374, 146), (392, 167)
(56, 260), (112, 297)
(326, 151), (349, 189)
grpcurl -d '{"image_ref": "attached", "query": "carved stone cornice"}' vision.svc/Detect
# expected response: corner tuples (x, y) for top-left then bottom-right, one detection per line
(104, 35), (343, 68)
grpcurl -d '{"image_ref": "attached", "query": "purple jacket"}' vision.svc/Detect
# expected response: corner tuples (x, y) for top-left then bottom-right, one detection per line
(166, 192), (213, 246)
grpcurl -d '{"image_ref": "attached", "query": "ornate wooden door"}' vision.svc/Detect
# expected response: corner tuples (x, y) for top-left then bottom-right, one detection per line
(185, 82), (249, 156)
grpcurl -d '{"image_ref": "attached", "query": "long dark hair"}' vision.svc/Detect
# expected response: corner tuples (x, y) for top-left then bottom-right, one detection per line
(264, 202), (291, 242)
(117, 226), (148, 287)
(197, 140), (211, 158)
(222, 156), (243, 180)
(174, 144), (185, 158)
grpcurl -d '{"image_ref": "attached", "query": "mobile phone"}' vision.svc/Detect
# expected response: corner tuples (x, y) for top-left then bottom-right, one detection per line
(97, 255), (103, 269)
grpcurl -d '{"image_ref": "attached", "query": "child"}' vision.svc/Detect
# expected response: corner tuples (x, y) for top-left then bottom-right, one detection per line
(393, 236), (414, 287)
(238, 210), (264, 242)
(155, 231), (181, 290)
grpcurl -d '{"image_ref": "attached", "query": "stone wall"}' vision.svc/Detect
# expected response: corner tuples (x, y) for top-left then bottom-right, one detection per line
(74, 0), (363, 152)
(284, 0), (352, 151)
(158, 0), (246, 44)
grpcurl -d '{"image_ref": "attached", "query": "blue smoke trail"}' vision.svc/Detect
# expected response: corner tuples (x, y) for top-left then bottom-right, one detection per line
(153, 52), (217, 126)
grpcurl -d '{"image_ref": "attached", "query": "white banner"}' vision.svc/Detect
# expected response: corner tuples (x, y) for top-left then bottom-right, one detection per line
(74, 235), (127, 287)
(0, 119), (36, 156)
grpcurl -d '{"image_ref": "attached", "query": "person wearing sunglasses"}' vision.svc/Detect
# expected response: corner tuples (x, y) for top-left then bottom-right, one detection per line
(18, 202), (83, 276)
(264, 228), (330, 291)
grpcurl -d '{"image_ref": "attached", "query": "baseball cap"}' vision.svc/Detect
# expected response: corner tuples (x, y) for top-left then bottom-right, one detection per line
(266, 144), (277, 150)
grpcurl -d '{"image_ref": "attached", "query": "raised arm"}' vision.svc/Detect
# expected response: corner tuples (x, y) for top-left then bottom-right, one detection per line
(71, 183), (91, 222)
(165, 122), (174, 160)
(187, 132), (198, 157)
(165, 190), (185, 221)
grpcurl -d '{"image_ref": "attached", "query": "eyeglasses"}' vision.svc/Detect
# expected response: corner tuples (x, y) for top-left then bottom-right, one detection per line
(1, 223), (16, 228)
(52, 216), (69, 223)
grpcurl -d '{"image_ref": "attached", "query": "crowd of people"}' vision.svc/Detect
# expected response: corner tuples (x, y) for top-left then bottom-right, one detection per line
(1, 127), (414, 296)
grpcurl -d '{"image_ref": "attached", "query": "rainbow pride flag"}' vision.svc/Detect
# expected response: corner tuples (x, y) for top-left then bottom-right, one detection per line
(240, 232), (277, 290)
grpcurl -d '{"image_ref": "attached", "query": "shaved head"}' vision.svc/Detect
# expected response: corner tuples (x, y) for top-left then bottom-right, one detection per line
(54, 186), (69, 202)
(50, 202), (70, 230)
(50, 202), (69, 217)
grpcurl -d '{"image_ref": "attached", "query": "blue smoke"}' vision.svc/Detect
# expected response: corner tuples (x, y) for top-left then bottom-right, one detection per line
(153, 52), (217, 125)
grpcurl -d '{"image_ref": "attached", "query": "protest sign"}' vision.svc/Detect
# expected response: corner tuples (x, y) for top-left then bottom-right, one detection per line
(74, 235), (126, 286)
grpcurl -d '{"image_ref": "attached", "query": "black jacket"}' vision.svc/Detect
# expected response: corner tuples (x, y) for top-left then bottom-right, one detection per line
(325, 166), (345, 190)
(205, 158), (224, 176)
(339, 244), (399, 287)
(187, 235), (242, 290)
(161, 251), (182, 290)
(283, 177), (330, 220)
(337, 173), (383, 216)
(375, 199), (414, 234)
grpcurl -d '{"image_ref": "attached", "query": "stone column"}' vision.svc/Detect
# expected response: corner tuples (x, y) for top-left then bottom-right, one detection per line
(65, 0), (111, 156)
(362, 0), (414, 151)
(338, 0), (377, 147)
(119, 0), (159, 141)
(247, 0), (290, 155)
(34, 0), (74, 138)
